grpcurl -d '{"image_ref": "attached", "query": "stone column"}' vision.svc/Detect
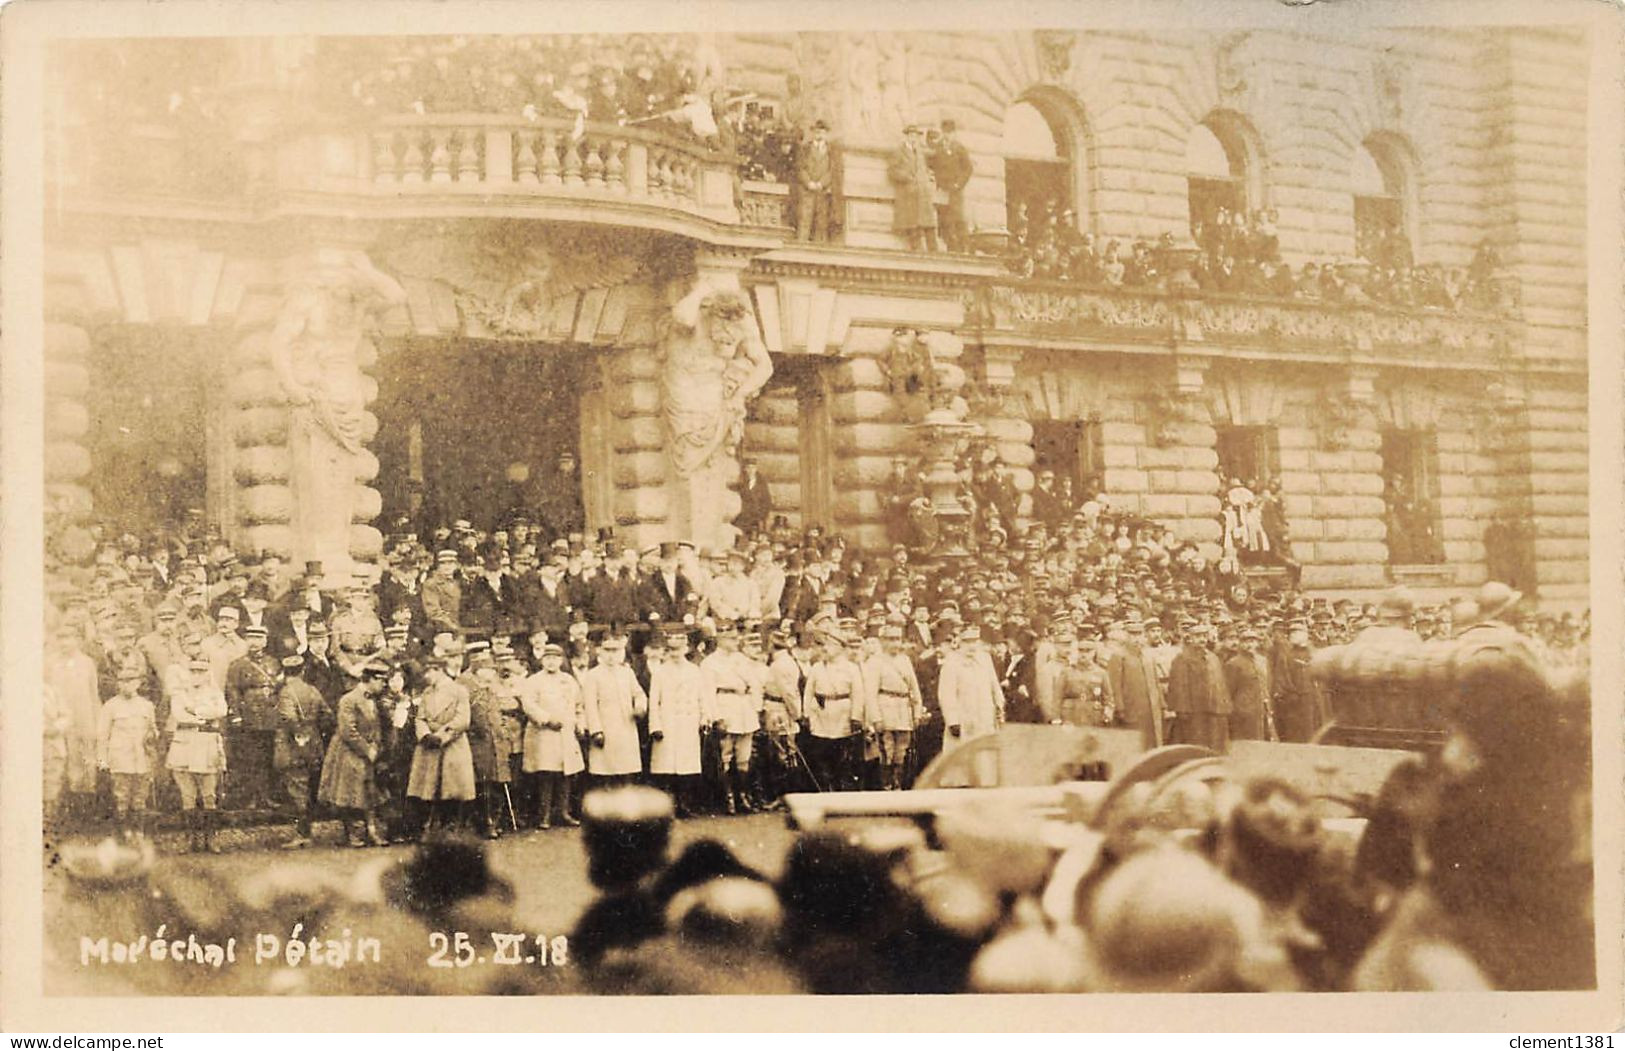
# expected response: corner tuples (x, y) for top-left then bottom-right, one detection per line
(44, 320), (95, 522)
(230, 249), (398, 584)
(743, 384), (805, 527)
(830, 332), (913, 549)
(1126, 357), (1221, 549)
(605, 342), (671, 552)
(970, 345), (1035, 524)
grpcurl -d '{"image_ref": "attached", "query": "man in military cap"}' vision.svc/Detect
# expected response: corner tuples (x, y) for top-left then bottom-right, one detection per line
(938, 624), (1004, 748)
(274, 650), (332, 848)
(167, 655), (228, 853)
(421, 549), (465, 639)
(1107, 609), (1166, 748)
(580, 633), (648, 792)
(224, 623), (282, 810)
(708, 549), (761, 625)
(649, 628), (710, 815)
(701, 622), (762, 814)
(1270, 619), (1323, 742)
(863, 623), (926, 791)
(520, 642), (587, 829)
(98, 662), (159, 840)
(408, 646), (476, 837)
(1224, 627), (1274, 741)
(801, 629), (865, 792)
(1164, 622), (1232, 751)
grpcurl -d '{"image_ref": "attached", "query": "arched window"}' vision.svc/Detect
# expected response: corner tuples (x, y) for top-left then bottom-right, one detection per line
(1001, 96), (1077, 239)
(1354, 136), (1416, 268)
(1186, 114), (1259, 239)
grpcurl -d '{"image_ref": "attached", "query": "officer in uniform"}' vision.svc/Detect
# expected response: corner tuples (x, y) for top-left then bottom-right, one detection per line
(407, 648), (477, 837)
(801, 629), (864, 793)
(937, 624), (1005, 750)
(863, 623), (926, 791)
(420, 549), (465, 639)
(648, 628), (709, 816)
(98, 663), (158, 840)
(274, 651), (332, 848)
(701, 623), (761, 814)
(167, 655), (228, 853)
(224, 624), (281, 810)
(520, 642), (586, 829)
(579, 634), (648, 792)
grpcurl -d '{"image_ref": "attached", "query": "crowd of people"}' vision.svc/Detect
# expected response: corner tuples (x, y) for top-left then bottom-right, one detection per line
(1004, 197), (1518, 317)
(42, 454), (1588, 860)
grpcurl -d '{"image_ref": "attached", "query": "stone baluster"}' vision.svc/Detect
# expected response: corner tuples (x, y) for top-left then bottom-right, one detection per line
(428, 128), (453, 183)
(514, 129), (539, 184)
(399, 130), (426, 184)
(456, 127), (481, 182)
(649, 149), (669, 199)
(559, 134), (583, 186)
(604, 139), (626, 193)
(371, 131), (399, 185)
(583, 137), (606, 187)
(538, 127), (561, 185)
(673, 156), (694, 202)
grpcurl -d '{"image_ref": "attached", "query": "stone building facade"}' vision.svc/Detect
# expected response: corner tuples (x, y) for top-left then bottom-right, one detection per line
(41, 26), (1588, 607)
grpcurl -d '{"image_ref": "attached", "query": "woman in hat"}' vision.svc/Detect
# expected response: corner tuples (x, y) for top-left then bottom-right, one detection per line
(317, 659), (391, 847)
(167, 656), (229, 853)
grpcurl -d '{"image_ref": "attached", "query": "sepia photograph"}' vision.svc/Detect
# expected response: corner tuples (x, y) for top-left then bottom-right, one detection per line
(2, 0), (1621, 1031)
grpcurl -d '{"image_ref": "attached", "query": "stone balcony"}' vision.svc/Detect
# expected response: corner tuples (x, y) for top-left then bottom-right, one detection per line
(960, 276), (1521, 372)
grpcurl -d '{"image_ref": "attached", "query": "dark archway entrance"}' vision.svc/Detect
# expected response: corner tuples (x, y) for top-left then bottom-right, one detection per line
(374, 340), (591, 537)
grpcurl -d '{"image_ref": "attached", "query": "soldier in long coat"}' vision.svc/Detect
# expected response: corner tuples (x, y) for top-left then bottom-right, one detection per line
(862, 624), (926, 791)
(1271, 620), (1324, 743)
(1107, 616), (1166, 749)
(317, 660), (390, 847)
(46, 623), (102, 822)
(759, 628), (805, 804)
(274, 652), (334, 848)
(407, 654), (476, 836)
(520, 642), (586, 828)
(1164, 625), (1233, 752)
(1224, 631), (1273, 741)
(579, 634), (648, 788)
(167, 657), (229, 853)
(648, 630), (710, 815)
(464, 646), (515, 838)
(937, 625), (1004, 749)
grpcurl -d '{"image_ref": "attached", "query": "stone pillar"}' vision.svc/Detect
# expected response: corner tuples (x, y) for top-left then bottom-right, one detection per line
(830, 333), (912, 549)
(743, 384), (805, 527)
(230, 249), (398, 584)
(971, 346), (1035, 523)
(1301, 370), (1387, 592)
(605, 343), (670, 552)
(1126, 357), (1221, 549)
(44, 320), (95, 521)
(1521, 372), (1587, 607)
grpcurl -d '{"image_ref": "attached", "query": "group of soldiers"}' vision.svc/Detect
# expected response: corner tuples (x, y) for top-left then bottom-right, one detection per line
(44, 484), (1590, 855)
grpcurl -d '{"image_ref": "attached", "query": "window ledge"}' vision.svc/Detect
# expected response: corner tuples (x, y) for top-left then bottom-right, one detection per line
(1388, 563), (1454, 587)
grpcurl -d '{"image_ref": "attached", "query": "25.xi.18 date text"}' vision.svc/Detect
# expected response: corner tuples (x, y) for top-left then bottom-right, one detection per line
(426, 931), (569, 968)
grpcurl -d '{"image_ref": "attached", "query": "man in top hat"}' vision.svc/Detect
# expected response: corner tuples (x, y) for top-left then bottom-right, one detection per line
(273, 560), (333, 640)
(238, 579), (274, 638)
(461, 542), (517, 644)
(579, 633), (648, 791)
(1164, 622), (1232, 751)
(736, 458), (774, 538)
(587, 544), (643, 635)
(862, 623), (926, 791)
(376, 549), (425, 636)
(1107, 609), (1166, 749)
(649, 628), (710, 816)
(928, 118), (972, 253)
(274, 650), (332, 849)
(888, 122), (940, 252)
(701, 622), (762, 814)
(98, 661), (159, 840)
(794, 118), (838, 243)
(224, 622), (282, 810)
(407, 646), (477, 837)
(642, 541), (693, 625)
